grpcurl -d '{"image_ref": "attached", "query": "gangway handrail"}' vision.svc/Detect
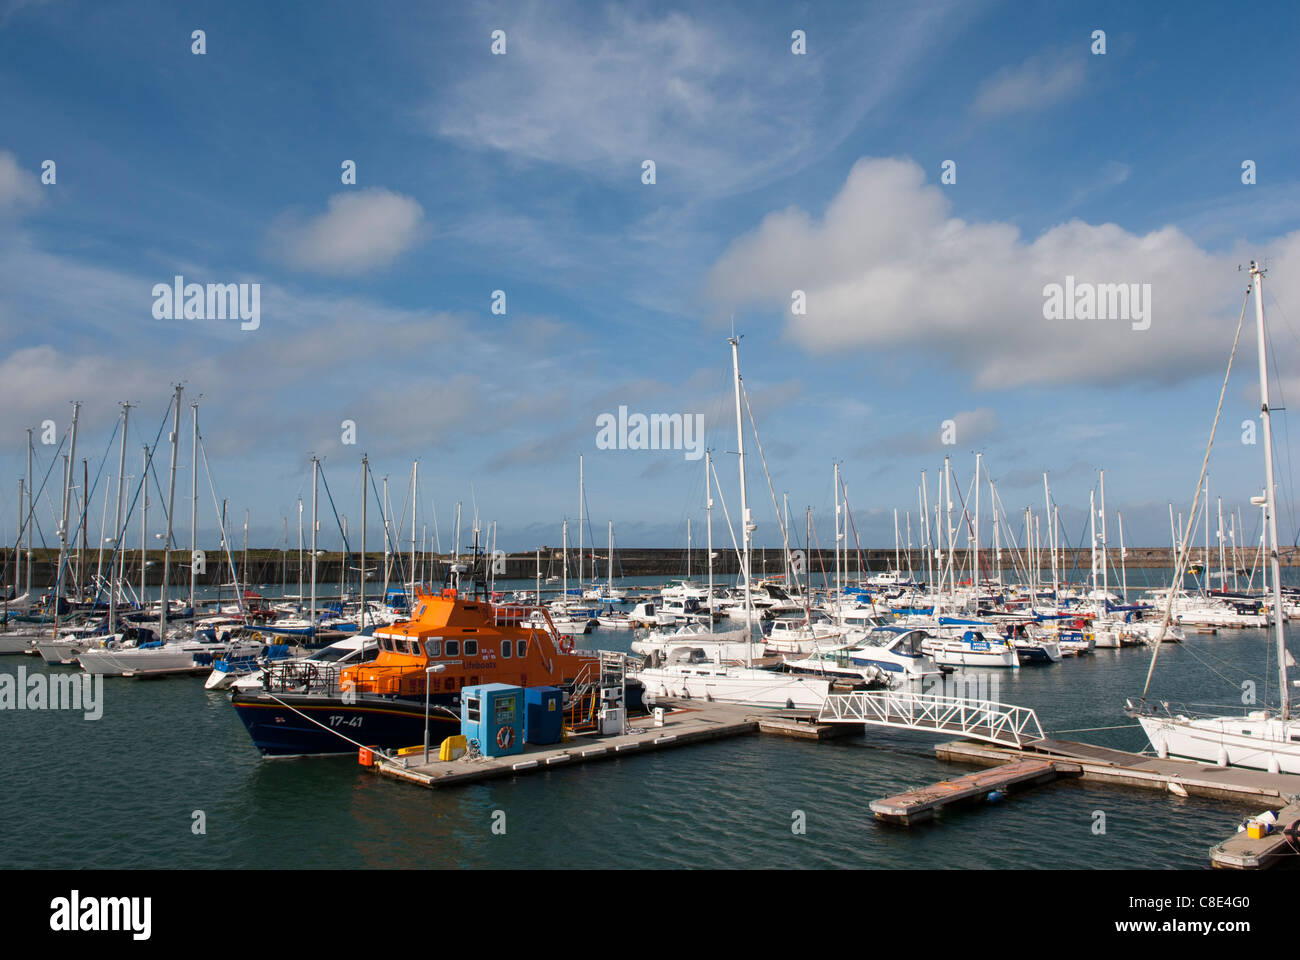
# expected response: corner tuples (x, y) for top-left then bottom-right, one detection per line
(817, 689), (1045, 747)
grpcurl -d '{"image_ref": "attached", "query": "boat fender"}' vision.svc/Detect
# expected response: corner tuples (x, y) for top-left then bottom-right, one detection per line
(987, 790), (1004, 804)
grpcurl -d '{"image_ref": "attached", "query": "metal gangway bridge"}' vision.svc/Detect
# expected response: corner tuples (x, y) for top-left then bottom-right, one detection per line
(817, 690), (1045, 748)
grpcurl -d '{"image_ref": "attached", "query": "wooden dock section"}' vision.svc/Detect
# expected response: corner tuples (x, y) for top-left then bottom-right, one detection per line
(756, 709), (863, 741)
(934, 738), (1300, 806)
(870, 759), (1062, 826)
(369, 699), (759, 790)
(932, 737), (1300, 866)
(1210, 799), (1300, 870)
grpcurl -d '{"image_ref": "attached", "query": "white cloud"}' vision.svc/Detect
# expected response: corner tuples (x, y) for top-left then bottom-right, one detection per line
(267, 188), (425, 274)
(972, 49), (1086, 118)
(706, 156), (1300, 389)
(875, 407), (998, 455)
(1062, 160), (1130, 212)
(0, 150), (41, 214)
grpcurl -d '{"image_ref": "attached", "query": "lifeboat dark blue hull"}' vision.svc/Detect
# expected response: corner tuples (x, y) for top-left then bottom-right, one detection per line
(230, 691), (463, 757)
(232, 683), (647, 757)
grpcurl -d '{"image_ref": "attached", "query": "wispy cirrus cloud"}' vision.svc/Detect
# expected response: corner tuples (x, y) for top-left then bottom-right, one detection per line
(429, 1), (970, 197)
(971, 47), (1087, 118)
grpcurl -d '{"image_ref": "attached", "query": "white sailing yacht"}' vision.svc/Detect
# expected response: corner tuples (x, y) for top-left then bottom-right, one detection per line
(1129, 262), (1298, 773)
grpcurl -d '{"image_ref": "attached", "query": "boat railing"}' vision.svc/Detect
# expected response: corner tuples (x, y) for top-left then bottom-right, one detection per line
(1125, 697), (1261, 721)
(492, 604), (536, 627)
(263, 660), (342, 695)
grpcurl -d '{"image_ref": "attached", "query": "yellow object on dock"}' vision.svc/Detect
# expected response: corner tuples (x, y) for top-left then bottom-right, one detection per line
(1212, 802), (1300, 870)
(438, 734), (467, 762)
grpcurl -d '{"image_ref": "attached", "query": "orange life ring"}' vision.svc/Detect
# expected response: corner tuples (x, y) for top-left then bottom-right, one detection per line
(496, 726), (515, 749)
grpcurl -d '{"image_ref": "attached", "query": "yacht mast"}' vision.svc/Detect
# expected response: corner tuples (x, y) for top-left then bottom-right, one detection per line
(158, 384), (182, 642)
(783, 493), (791, 587)
(893, 508), (900, 577)
(12, 480), (20, 601)
(108, 403), (130, 634)
(1043, 474), (1058, 602)
(920, 471), (931, 589)
(706, 450), (714, 630)
(1250, 261), (1289, 719)
(409, 460), (418, 597)
(310, 455), (318, 632)
(833, 462), (841, 614)
(1089, 489), (1097, 600)
(730, 336), (753, 648)
(25, 428), (33, 594)
(360, 455), (367, 630)
(991, 478), (1001, 586)
(53, 402), (81, 638)
(298, 495), (305, 606)
(189, 401), (198, 617)
(944, 456), (954, 598)
(906, 510), (914, 579)
(1118, 510), (1128, 601)
(140, 445), (148, 604)
(973, 452), (981, 607)
(1217, 496), (1226, 592)
(578, 455), (584, 598)
(1099, 469), (1109, 609)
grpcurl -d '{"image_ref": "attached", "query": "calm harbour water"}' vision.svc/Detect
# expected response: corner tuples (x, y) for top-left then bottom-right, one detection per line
(2, 573), (1296, 870)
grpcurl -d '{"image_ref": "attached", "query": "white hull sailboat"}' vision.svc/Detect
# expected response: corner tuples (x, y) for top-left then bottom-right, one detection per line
(79, 636), (263, 677)
(631, 623), (767, 664)
(1136, 712), (1300, 774)
(635, 652), (832, 710)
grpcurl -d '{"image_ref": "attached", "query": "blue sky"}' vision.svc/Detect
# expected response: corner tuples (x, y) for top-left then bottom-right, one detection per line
(1, 0), (1299, 560)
